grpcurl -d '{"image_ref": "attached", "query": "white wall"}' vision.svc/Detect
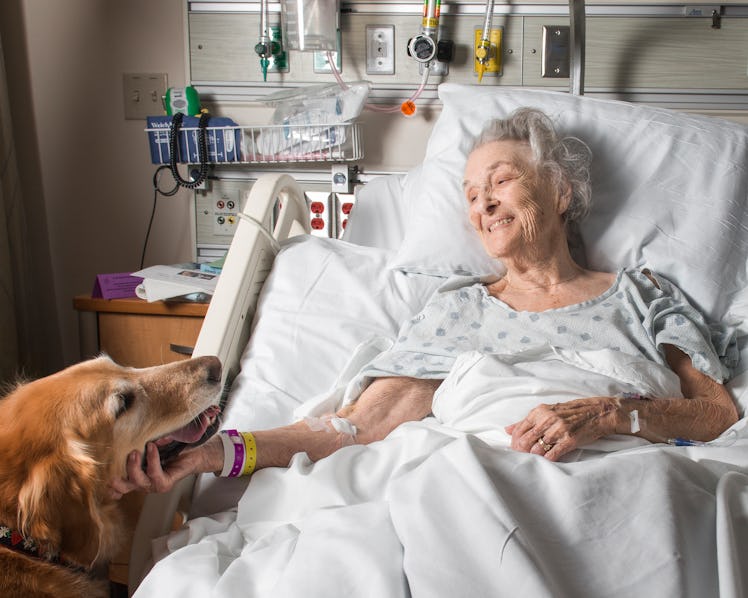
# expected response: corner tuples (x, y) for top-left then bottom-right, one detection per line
(3, 0), (193, 368)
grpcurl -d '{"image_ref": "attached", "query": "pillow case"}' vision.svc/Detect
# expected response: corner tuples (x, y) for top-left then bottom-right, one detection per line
(389, 84), (748, 324)
(342, 174), (409, 252)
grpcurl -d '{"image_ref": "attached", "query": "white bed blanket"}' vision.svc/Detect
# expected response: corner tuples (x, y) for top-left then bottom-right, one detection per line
(136, 348), (748, 598)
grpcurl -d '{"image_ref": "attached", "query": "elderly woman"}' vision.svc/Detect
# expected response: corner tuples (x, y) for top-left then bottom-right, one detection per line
(117, 108), (738, 494)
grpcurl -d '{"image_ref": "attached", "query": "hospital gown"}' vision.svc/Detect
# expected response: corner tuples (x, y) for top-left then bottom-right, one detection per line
(361, 269), (736, 386)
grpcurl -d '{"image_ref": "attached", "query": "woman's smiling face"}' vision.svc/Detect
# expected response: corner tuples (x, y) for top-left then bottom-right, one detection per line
(463, 139), (564, 261)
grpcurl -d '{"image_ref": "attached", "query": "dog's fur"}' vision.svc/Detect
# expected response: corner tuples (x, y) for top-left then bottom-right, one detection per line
(0, 355), (222, 598)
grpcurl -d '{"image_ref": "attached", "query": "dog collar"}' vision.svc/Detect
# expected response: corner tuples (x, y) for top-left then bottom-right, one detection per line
(0, 524), (87, 573)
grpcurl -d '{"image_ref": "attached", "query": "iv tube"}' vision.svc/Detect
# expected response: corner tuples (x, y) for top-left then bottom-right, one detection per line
(481, 0), (495, 38)
(324, 1), (440, 116)
(325, 51), (431, 116)
(476, 0), (495, 83)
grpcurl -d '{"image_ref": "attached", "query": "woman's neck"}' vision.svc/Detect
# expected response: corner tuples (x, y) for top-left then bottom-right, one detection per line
(488, 264), (616, 312)
(501, 253), (583, 292)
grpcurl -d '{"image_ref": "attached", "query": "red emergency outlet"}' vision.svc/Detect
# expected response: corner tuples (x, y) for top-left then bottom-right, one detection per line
(310, 201), (326, 214)
(341, 202), (354, 215)
(311, 217), (325, 230)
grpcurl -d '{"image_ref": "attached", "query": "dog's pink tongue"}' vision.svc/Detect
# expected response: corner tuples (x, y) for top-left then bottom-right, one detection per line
(157, 406), (219, 445)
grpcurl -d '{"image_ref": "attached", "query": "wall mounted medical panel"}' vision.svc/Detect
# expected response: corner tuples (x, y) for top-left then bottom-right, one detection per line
(188, 10), (527, 88)
(521, 15), (748, 92)
(189, 6), (748, 109)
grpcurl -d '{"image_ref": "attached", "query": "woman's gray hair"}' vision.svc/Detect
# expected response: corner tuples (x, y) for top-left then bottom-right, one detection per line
(469, 107), (593, 225)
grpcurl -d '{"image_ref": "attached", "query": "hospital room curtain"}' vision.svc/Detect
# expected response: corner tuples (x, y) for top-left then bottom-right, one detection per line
(0, 31), (25, 383)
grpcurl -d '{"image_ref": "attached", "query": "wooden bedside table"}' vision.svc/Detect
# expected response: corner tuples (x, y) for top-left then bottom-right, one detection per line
(72, 295), (210, 591)
(73, 295), (209, 367)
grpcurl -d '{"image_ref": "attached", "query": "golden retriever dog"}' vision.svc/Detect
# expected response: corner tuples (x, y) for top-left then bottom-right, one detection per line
(0, 355), (222, 598)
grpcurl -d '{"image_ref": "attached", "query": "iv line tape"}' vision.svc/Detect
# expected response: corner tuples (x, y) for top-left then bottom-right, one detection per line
(629, 409), (641, 433)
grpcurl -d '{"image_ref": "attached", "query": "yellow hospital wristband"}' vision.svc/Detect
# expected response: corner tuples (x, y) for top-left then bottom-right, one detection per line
(240, 432), (257, 476)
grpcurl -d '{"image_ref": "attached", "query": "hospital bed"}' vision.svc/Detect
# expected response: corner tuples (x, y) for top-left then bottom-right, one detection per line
(130, 84), (748, 597)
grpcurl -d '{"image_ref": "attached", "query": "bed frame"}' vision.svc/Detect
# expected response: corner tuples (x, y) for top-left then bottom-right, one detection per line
(128, 173), (310, 592)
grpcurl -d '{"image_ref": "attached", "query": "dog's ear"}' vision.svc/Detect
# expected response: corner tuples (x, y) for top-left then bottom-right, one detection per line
(17, 455), (68, 545)
(17, 442), (101, 549)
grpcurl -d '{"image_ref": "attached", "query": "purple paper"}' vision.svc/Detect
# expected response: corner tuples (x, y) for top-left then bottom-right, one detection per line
(91, 273), (143, 299)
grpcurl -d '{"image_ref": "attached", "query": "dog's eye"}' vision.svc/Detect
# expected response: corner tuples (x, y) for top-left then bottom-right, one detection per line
(115, 391), (136, 418)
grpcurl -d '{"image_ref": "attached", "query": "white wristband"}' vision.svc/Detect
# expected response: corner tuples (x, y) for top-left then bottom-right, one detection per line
(219, 430), (245, 477)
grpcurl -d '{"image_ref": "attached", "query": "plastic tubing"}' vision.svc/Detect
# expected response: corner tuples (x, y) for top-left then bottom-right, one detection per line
(325, 51), (431, 116)
(667, 429), (738, 447)
(481, 0), (495, 42)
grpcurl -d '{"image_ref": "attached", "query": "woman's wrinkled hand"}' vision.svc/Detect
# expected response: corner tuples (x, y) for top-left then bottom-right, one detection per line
(505, 397), (622, 461)
(108, 435), (224, 499)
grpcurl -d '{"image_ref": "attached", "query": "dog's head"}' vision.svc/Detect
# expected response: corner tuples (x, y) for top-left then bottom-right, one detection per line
(0, 355), (221, 562)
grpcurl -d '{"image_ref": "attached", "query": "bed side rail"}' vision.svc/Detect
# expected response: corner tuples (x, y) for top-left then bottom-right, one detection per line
(193, 172), (309, 386)
(127, 173), (309, 594)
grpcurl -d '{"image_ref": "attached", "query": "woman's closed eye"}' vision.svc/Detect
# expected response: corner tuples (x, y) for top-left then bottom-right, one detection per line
(465, 186), (480, 203)
(491, 171), (515, 186)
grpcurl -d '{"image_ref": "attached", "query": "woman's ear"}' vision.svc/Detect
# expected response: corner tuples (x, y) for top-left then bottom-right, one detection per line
(556, 181), (573, 216)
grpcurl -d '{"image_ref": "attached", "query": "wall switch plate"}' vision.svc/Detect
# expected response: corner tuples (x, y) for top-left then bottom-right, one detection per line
(123, 73), (167, 120)
(541, 25), (570, 78)
(366, 25), (395, 75)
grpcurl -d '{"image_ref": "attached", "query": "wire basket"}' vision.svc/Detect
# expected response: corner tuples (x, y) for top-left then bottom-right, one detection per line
(146, 121), (363, 165)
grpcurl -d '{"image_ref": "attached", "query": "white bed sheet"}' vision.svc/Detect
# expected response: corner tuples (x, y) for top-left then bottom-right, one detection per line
(187, 235), (443, 518)
(138, 323), (748, 597)
(136, 88), (748, 597)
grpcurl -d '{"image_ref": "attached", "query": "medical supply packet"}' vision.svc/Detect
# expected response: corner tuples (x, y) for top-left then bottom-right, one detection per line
(255, 82), (369, 156)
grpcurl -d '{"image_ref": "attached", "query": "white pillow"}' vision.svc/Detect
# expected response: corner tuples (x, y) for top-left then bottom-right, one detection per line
(389, 84), (748, 324)
(343, 174), (409, 252)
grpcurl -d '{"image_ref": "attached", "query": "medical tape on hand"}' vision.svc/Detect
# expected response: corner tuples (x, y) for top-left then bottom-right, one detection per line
(619, 393), (648, 434)
(303, 415), (358, 445)
(629, 410), (641, 434)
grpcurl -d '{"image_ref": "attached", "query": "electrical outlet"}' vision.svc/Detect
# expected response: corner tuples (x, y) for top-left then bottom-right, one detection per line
(123, 73), (167, 120)
(335, 194), (355, 238)
(306, 192), (334, 237)
(366, 25), (395, 75)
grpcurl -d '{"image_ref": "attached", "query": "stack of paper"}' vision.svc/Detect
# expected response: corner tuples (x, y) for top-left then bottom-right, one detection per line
(132, 264), (218, 302)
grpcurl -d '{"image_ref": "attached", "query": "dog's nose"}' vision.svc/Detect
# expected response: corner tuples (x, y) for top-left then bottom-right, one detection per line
(198, 355), (222, 383)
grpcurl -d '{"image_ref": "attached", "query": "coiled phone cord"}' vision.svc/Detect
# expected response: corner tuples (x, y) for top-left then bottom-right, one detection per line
(141, 113), (210, 267)
(168, 111), (210, 189)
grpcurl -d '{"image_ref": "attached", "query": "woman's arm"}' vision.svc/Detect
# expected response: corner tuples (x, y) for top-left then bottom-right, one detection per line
(506, 344), (739, 462)
(117, 376), (440, 495)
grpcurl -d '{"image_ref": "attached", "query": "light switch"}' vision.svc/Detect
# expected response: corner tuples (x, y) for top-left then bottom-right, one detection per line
(123, 73), (168, 120)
